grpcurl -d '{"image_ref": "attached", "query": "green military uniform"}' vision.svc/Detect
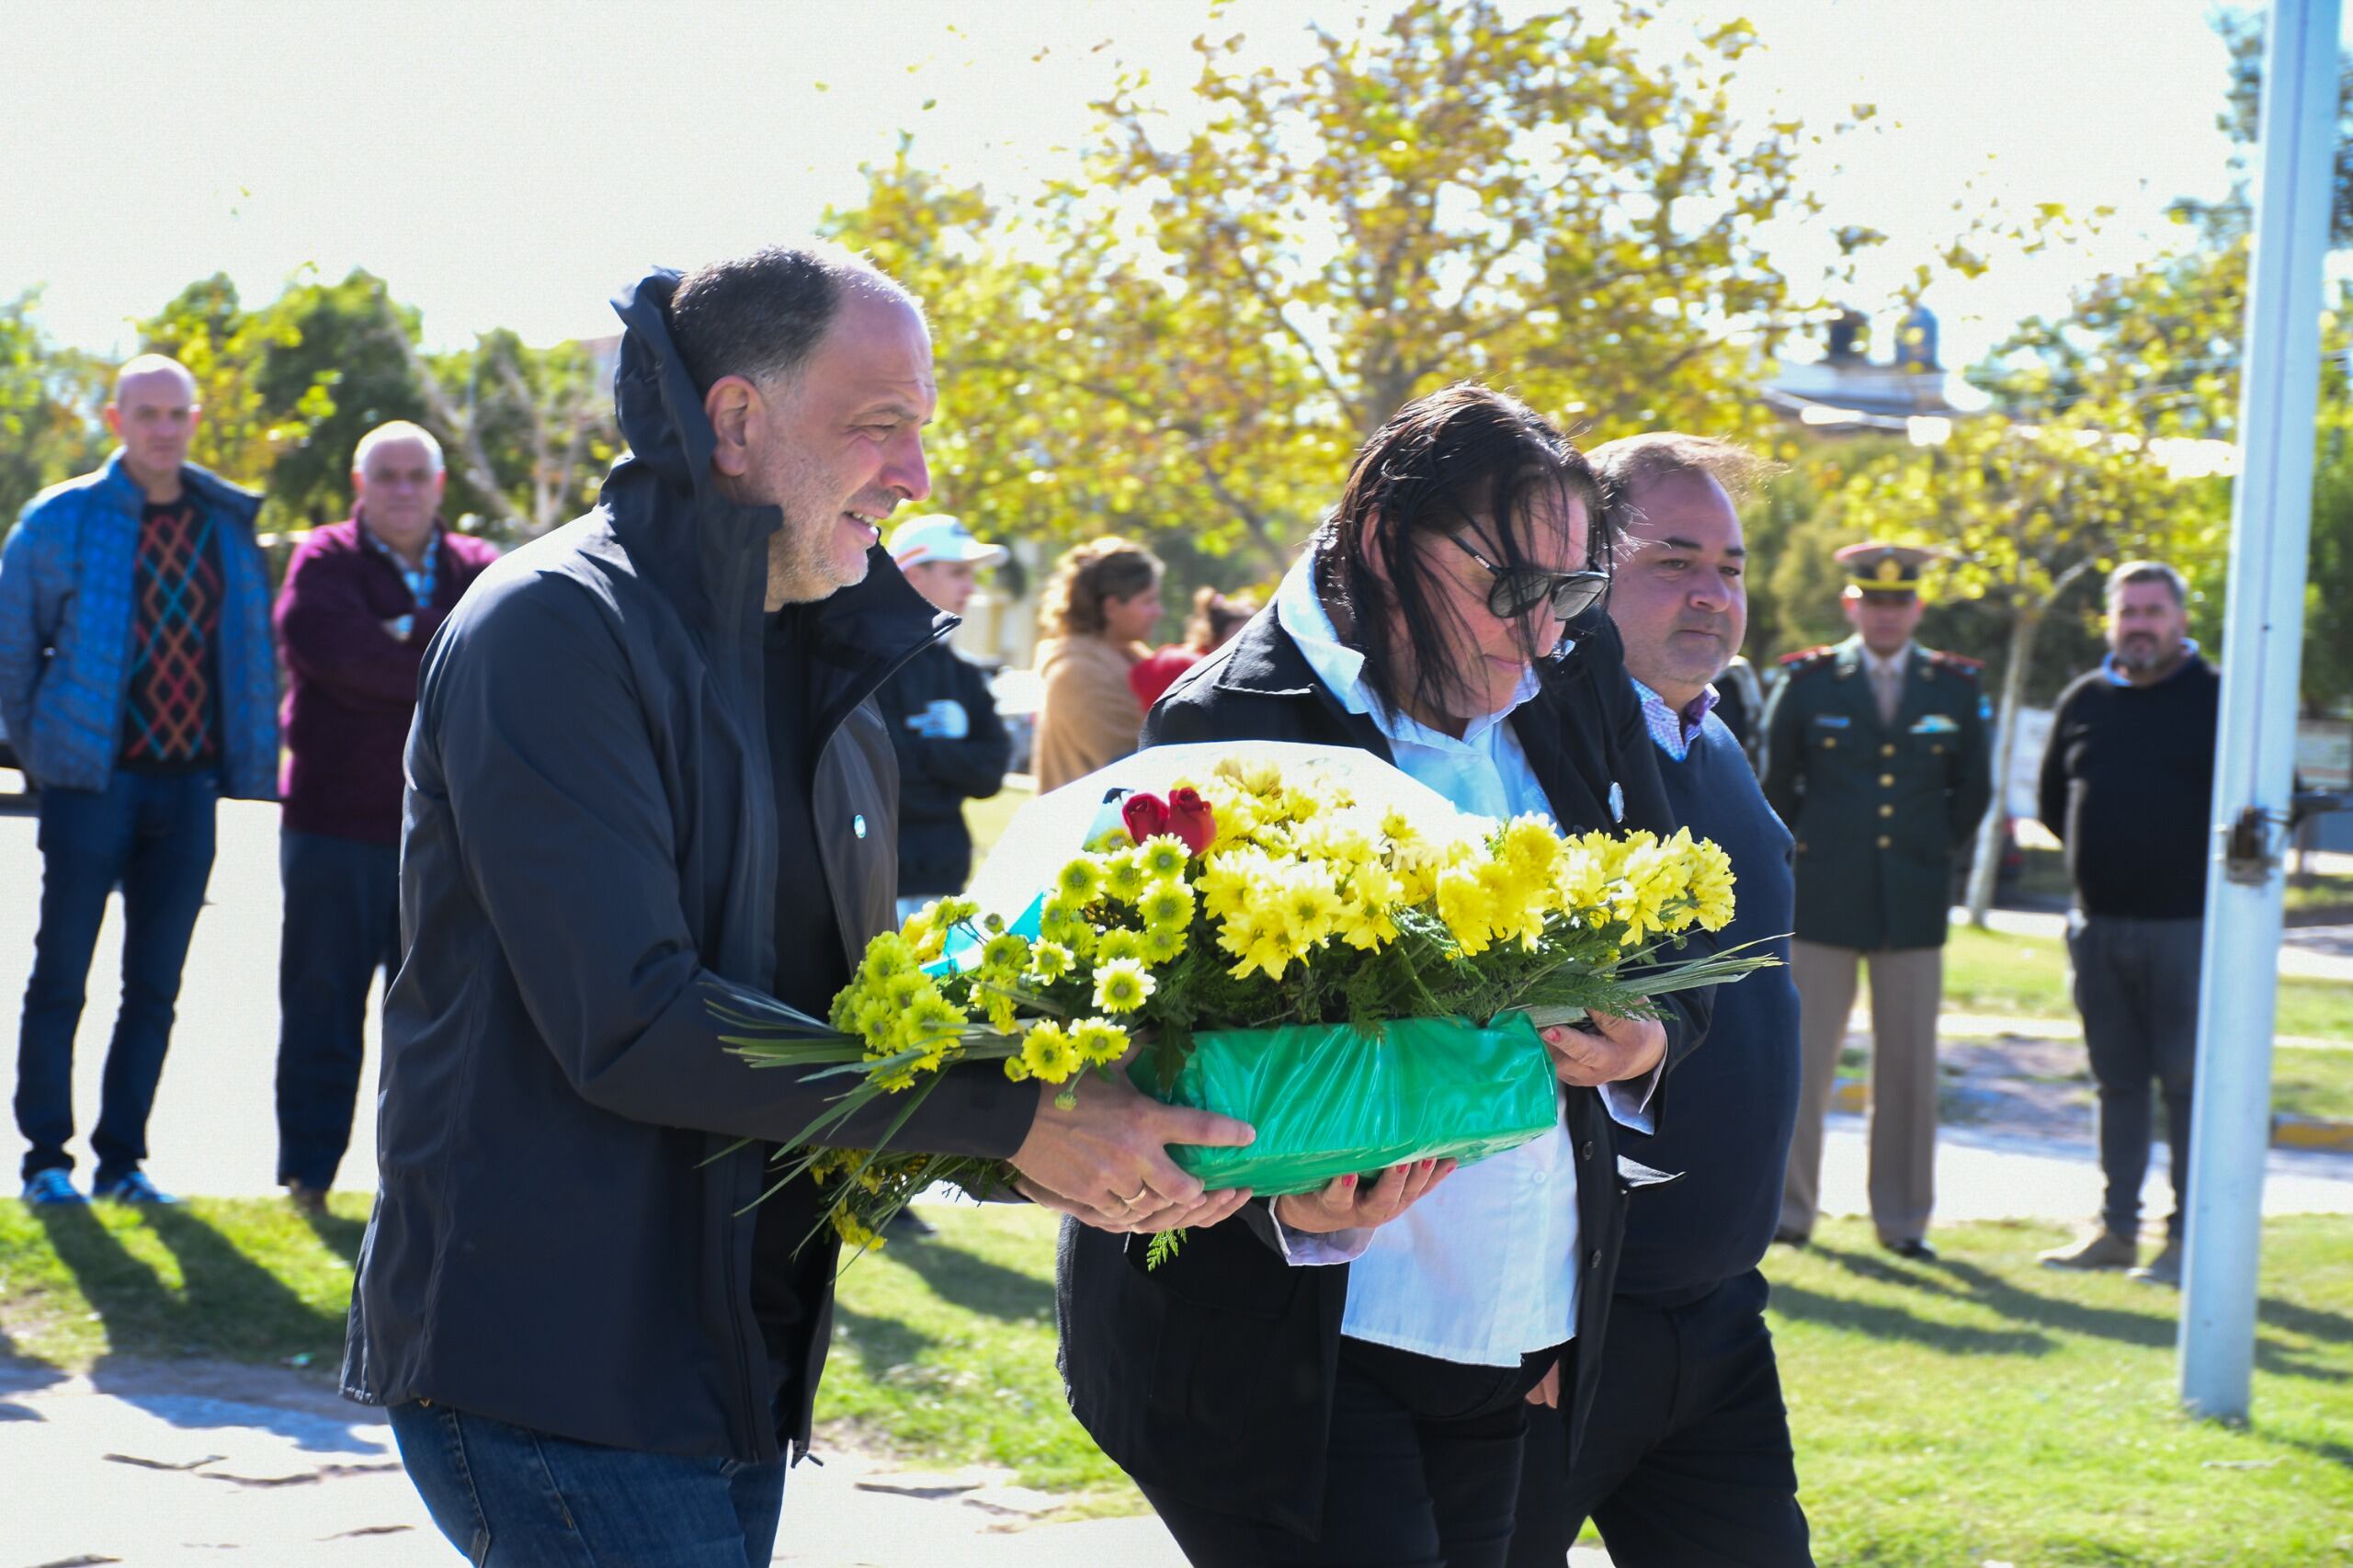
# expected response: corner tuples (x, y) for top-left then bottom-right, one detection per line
(1765, 543), (1995, 1254)
(1759, 639), (1994, 949)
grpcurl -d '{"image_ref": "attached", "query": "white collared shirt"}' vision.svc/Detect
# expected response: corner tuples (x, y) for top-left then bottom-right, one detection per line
(1265, 553), (1654, 1366)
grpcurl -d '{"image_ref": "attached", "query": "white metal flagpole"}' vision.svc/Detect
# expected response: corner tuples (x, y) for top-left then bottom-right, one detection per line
(2179, 0), (2342, 1420)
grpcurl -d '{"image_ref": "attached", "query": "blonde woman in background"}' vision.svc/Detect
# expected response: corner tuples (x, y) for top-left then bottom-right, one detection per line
(1032, 538), (1165, 790)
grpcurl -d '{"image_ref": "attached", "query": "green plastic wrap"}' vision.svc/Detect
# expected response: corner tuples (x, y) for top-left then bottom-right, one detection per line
(1133, 1013), (1559, 1198)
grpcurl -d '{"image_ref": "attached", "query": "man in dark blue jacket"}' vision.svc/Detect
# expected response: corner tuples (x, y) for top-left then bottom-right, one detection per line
(345, 246), (1252, 1565)
(1512, 433), (1811, 1567)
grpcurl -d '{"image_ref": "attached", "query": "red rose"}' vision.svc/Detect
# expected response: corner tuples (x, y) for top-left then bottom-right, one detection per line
(1165, 786), (1216, 856)
(1120, 791), (1171, 844)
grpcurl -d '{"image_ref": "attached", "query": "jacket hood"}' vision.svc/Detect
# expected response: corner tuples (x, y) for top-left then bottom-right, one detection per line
(601, 268), (780, 631)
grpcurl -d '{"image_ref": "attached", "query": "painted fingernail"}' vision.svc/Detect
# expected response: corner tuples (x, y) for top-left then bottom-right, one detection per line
(1342, 1173), (1358, 1187)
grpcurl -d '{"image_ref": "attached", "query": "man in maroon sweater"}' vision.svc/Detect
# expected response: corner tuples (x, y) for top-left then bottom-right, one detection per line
(272, 421), (499, 1210)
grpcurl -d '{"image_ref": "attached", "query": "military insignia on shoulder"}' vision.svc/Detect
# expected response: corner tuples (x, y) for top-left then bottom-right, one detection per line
(1778, 644), (1836, 671)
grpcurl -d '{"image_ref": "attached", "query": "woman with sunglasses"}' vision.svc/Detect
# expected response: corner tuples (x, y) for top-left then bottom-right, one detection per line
(1055, 383), (1715, 1567)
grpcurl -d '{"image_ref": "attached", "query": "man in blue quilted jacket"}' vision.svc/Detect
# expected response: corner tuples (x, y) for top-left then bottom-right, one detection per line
(0, 354), (279, 1206)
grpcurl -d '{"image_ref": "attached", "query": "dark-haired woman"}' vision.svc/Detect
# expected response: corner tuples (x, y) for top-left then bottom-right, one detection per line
(1056, 384), (1715, 1568)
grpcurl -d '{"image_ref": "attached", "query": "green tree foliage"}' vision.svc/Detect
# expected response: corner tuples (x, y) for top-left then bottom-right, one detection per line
(0, 292), (109, 523)
(136, 274), (337, 518)
(832, 0), (1820, 574)
(254, 269), (436, 525)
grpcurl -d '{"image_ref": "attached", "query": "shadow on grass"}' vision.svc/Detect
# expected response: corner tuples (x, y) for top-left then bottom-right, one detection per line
(1803, 1244), (2348, 1383)
(2258, 1294), (2353, 1348)
(1766, 1279), (2056, 1356)
(888, 1234), (1055, 1324)
(301, 1205), (368, 1267)
(831, 1305), (939, 1375)
(1813, 1245), (2176, 1350)
(33, 1203), (345, 1363)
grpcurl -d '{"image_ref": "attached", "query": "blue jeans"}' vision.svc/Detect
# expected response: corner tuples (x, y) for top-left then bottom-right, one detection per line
(274, 829), (400, 1190)
(15, 769), (217, 1183)
(388, 1402), (788, 1566)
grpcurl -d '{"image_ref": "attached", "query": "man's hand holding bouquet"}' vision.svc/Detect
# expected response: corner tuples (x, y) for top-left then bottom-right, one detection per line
(719, 741), (1772, 1262)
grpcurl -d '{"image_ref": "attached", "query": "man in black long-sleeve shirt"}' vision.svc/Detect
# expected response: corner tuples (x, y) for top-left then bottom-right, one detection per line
(2035, 561), (2218, 1287)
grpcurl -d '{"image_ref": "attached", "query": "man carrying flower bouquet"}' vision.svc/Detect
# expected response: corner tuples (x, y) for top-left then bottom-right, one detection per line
(344, 245), (1254, 1566)
(1509, 434), (1813, 1567)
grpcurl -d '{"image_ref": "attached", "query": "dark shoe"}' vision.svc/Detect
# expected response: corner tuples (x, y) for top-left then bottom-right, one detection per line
(21, 1169), (85, 1205)
(1773, 1226), (1811, 1249)
(92, 1169), (177, 1205)
(2129, 1239), (2183, 1288)
(2040, 1227), (2137, 1271)
(884, 1208), (937, 1240)
(285, 1179), (330, 1218)
(1881, 1236), (1938, 1262)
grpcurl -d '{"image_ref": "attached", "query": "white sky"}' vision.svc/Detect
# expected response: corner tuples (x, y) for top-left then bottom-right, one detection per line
(0, 0), (2301, 371)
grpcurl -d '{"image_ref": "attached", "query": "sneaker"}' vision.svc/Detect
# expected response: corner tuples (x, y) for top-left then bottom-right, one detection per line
(2040, 1228), (2137, 1271)
(92, 1170), (177, 1205)
(20, 1169), (85, 1205)
(2130, 1239), (2183, 1288)
(285, 1179), (330, 1218)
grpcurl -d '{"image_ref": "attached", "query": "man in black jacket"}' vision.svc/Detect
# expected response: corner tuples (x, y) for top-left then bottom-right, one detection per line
(346, 246), (1252, 1565)
(2035, 561), (2218, 1289)
(877, 514), (1011, 920)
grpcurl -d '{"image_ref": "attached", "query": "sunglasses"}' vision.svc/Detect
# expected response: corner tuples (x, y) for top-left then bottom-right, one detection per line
(1449, 535), (1612, 623)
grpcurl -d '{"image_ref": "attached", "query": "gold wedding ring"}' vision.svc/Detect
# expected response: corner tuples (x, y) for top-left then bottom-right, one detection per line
(1119, 1186), (1150, 1207)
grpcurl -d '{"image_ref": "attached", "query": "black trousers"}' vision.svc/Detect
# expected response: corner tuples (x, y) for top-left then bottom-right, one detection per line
(1507, 1270), (1809, 1568)
(2066, 913), (2200, 1242)
(273, 829), (401, 1191)
(1143, 1336), (1563, 1568)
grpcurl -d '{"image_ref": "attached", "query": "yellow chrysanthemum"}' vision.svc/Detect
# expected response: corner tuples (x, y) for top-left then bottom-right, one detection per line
(1025, 939), (1075, 983)
(1070, 1017), (1130, 1066)
(1436, 865), (1495, 956)
(1054, 856), (1105, 905)
(1094, 927), (1147, 966)
(1019, 1022), (1080, 1082)
(982, 990), (1020, 1033)
(1101, 849), (1150, 903)
(1687, 838), (1737, 931)
(1136, 835), (1190, 880)
(1038, 898), (1097, 953)
(1137, 879), (1196, 933)
(861, 932), (919, 981)
(1271, 864), (1343, 948)
(1499, 814), (1563, 883)
(1091, 958), (1156, 1014)
(979, 932), (1030, 975)
(1216, 908), (1296, 981)
(1142, 923), (1189, 964)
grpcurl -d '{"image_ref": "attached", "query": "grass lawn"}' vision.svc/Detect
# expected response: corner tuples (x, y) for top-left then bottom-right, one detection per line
(1943, 924), (2353, 1045)
(5, 1199), (2350, 1562)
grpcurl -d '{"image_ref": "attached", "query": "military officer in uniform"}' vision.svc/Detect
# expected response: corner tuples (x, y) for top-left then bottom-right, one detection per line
(1763, 542), (1992, 1259)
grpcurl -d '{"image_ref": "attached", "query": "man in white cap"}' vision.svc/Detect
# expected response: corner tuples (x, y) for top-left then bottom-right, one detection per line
(878, 515), (1012, 922)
